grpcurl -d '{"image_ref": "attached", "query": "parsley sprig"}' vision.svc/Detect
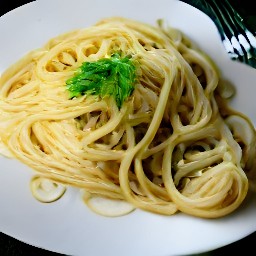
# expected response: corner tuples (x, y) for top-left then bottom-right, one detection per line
(66, 53), (137, 108)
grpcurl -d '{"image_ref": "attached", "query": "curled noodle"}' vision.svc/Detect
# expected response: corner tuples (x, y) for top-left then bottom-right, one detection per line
(0, 16), (255, 218)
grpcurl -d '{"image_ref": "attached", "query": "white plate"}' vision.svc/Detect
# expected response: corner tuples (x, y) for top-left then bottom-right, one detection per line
(1, 0), (256, 255)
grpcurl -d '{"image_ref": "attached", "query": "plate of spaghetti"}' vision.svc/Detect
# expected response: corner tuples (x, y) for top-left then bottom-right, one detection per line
(1, 0), (256, 255)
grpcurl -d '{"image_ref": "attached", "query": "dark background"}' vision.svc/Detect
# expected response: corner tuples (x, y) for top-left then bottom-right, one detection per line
(0, 1), (256, 255)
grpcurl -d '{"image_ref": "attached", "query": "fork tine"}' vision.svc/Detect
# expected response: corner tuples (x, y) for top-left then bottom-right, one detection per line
(183, 0), (256, 69)
(220, 0), (256, 62)
(209, 1), (249, 58)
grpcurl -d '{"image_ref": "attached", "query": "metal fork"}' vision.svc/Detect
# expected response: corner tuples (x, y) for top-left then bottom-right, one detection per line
(181, 0), (256, 69)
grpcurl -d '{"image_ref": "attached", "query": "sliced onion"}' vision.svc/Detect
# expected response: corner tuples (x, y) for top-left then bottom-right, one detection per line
(83, 193), (135, 217)
(225, 115), (254, 145)
(30, 176), (66, 203)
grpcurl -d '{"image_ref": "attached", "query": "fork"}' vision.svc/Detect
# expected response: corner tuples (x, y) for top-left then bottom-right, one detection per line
(181, 0), (256, 69)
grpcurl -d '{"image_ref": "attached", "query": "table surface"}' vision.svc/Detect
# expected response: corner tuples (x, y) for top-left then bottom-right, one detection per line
(1, 1), (256, 255)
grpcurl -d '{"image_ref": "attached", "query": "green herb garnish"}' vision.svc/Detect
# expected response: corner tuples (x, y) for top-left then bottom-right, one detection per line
(66, 53), (137, 108)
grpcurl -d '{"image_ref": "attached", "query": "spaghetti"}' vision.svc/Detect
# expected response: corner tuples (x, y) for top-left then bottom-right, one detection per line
(0, 17), (255, 218)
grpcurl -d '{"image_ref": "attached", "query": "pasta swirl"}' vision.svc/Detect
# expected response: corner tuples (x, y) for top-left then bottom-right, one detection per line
(0, 17), (255, 218)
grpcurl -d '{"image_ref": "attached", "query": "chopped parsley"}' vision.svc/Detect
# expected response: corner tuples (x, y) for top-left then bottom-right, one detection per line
(66, 53), (137, 108)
